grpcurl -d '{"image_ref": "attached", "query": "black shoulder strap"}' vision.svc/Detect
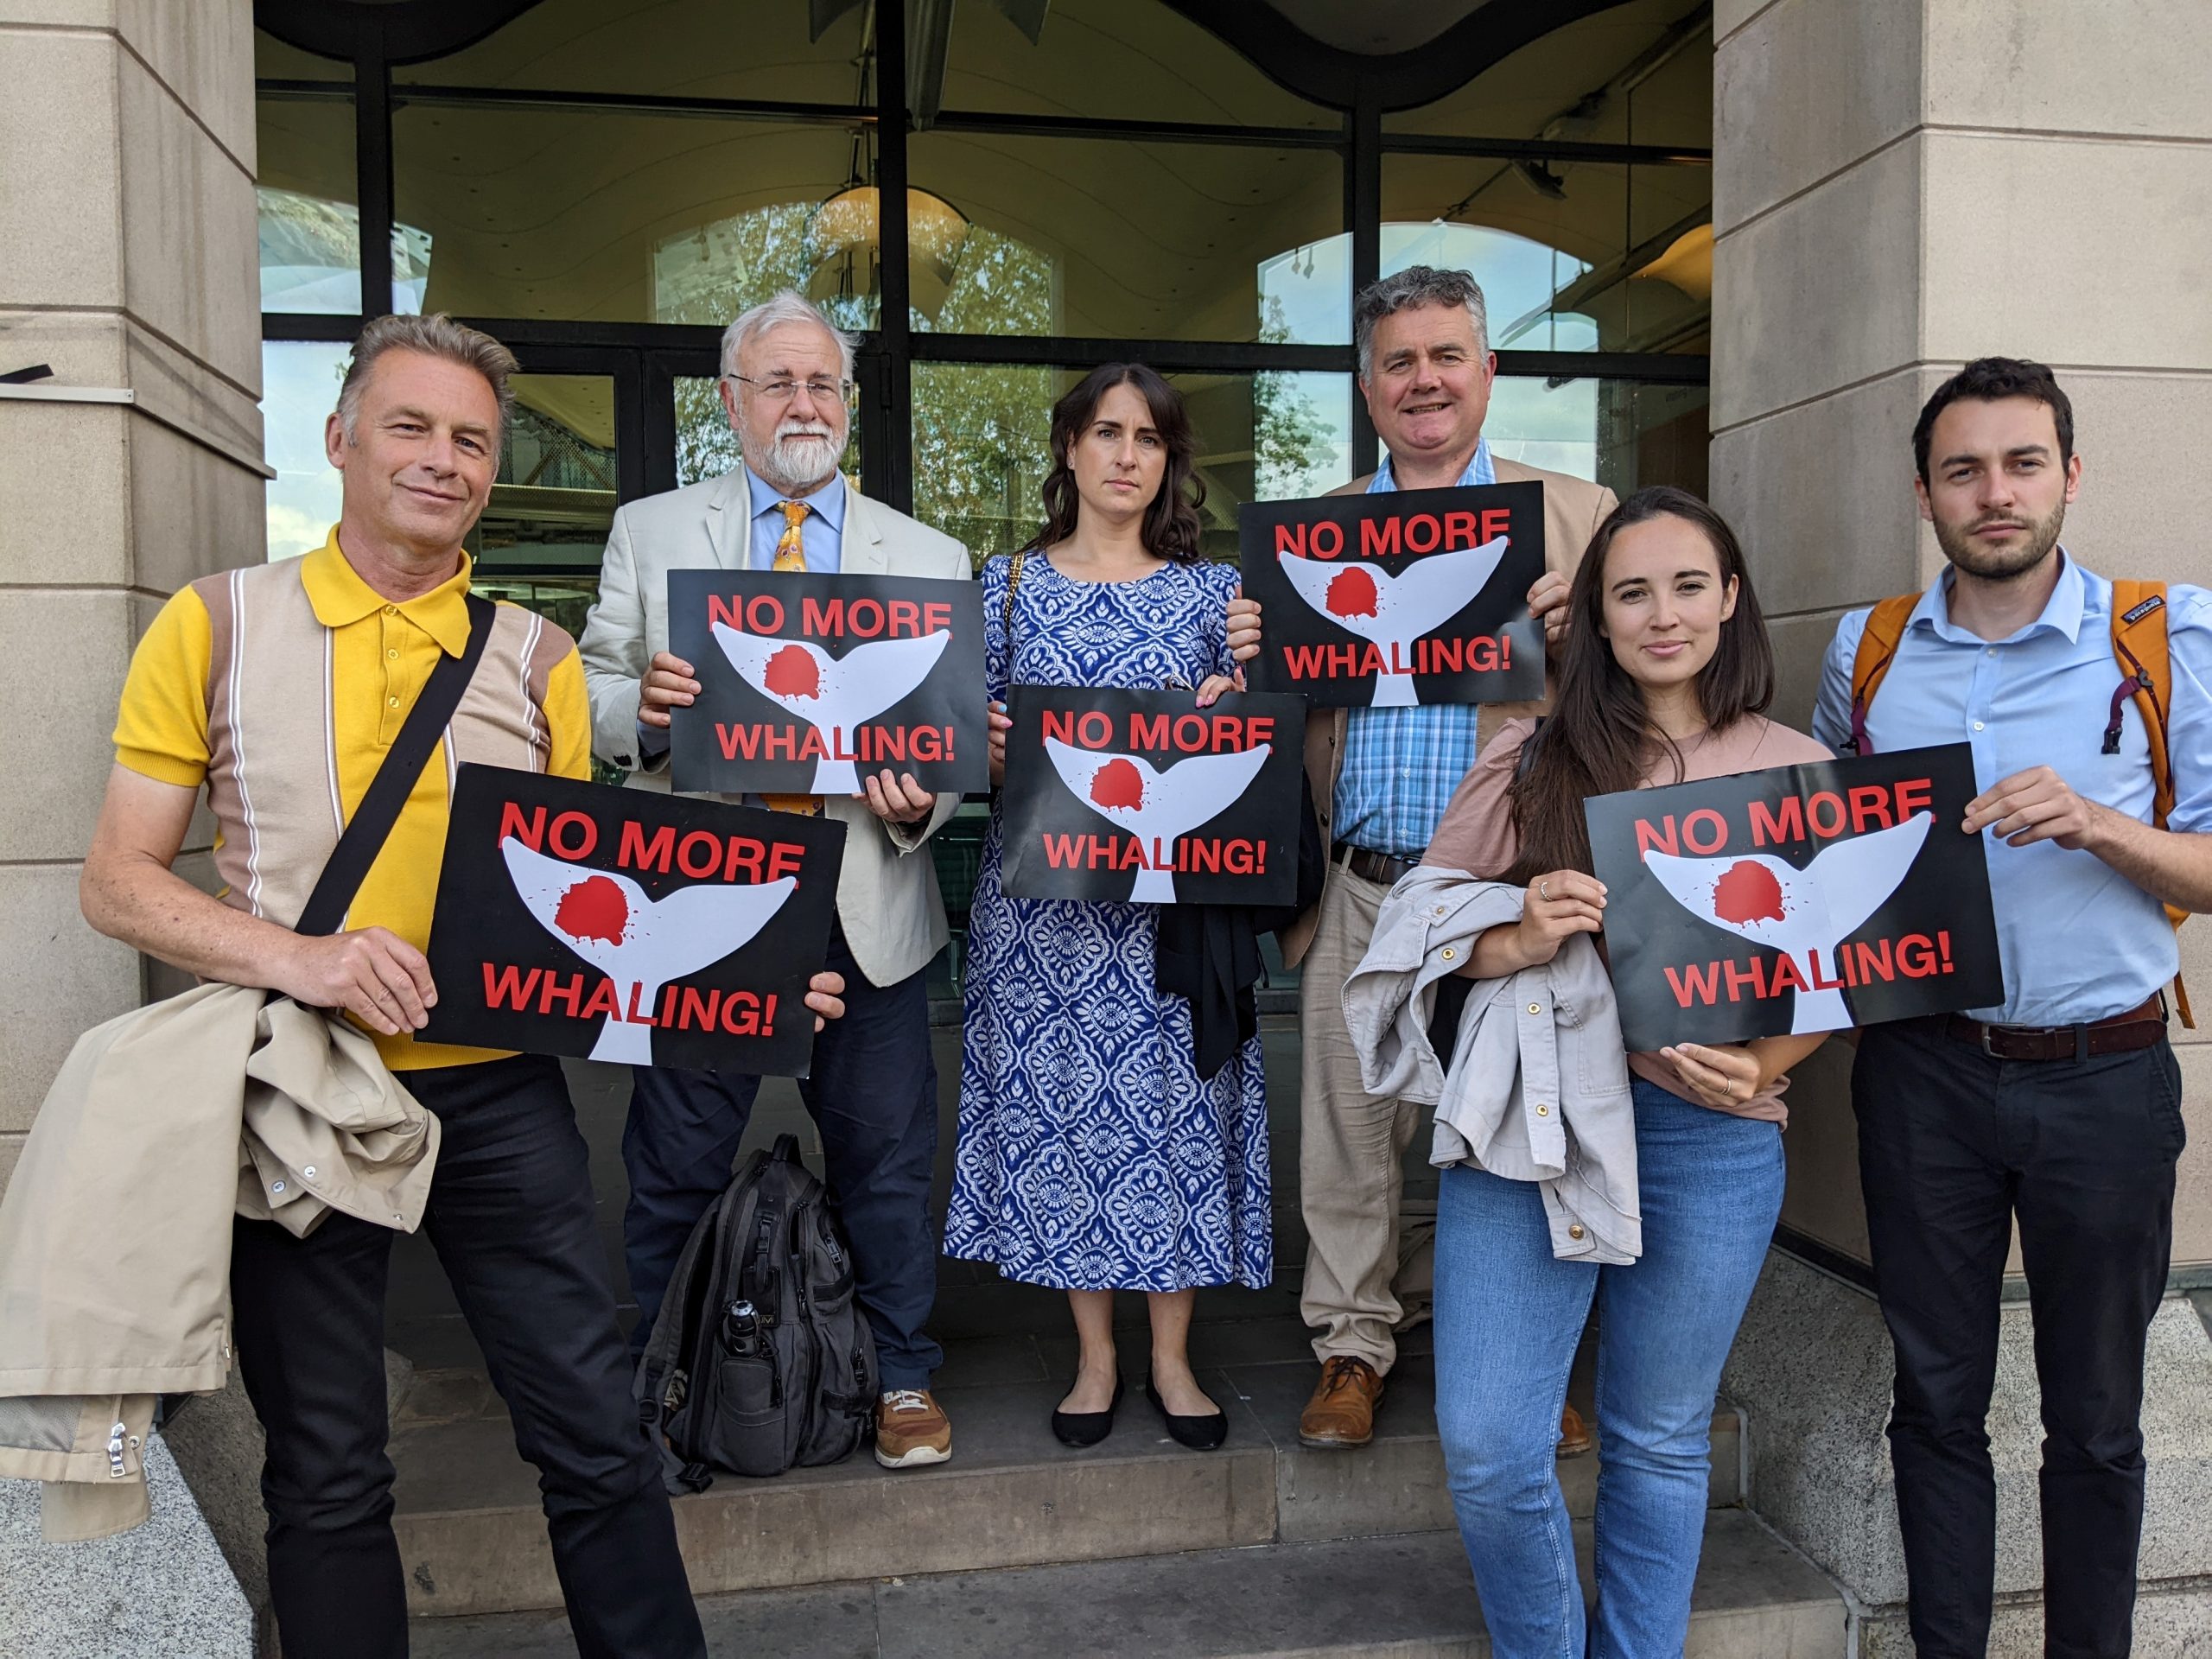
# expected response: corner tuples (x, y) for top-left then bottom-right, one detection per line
(294, 593), (498, 939)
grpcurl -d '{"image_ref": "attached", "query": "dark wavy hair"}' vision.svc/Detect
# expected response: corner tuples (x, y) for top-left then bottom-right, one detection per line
(1500, 486), (1775, 885)
(1913, 355), (2074, 483)
(1027, 363), (1206, 564)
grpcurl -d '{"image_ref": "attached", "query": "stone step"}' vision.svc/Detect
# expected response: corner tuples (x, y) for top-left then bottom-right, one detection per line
(410, 1512), (1847, 1657)
(390, 1347), (1743, 1619)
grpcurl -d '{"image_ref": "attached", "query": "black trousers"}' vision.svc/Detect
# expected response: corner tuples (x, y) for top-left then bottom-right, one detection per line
(229, 1053), (706, 1659)
(1853, 1018), (2183, 1659)
(622, 923), (943, 1386)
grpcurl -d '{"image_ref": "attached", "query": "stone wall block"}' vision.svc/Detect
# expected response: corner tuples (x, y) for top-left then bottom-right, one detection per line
(1923, 0), (2212, 142)
(0, 402), (132, 587)
(1711, 365), (1936, 618)
(0, 29), (122, 310)
(0, 863), (139, 1135)
(1921, 131), (2212, 376)
(0, 588), (143, 862)
(1710, 133), (1923, 429)
(115, 46), (259, 393)
(1714, 0), (1923, 230)
(114, 0), (257, 170)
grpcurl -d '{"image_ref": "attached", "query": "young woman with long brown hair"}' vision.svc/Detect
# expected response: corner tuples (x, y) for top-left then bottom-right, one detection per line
(943, 364), (1263, 1452)
(1418, 486), (1830, 1656)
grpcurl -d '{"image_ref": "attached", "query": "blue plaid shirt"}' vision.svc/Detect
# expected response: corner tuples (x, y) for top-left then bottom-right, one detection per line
(1331, 442), (1496, 859)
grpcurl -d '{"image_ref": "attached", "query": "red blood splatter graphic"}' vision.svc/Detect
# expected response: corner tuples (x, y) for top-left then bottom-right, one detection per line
(554, 874), (629, 945)
(1325, 566), (1379, 618)
(1090, 758), (1144, 811)
(762, 644), (821, 699)
(1712, 861), (1785, 925)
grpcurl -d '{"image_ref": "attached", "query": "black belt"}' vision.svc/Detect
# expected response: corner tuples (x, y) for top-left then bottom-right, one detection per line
(1938, 995), (2166, 1062)
(1336, 842), (1416, 887)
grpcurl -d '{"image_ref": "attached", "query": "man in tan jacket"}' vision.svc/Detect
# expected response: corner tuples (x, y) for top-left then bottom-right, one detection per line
(1228, 267), (1616, 1450)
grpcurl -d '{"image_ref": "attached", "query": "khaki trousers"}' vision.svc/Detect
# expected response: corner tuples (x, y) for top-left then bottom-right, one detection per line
(1298, 865), (1436, 1374)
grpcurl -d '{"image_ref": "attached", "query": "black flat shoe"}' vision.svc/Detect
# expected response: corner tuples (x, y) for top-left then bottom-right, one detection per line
(1144, 1374), (1227, 1451)
(1052, 1370), (1125, 1447)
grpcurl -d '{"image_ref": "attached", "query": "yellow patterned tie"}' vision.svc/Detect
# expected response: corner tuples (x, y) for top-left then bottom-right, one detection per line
(762, 499), (821, 816)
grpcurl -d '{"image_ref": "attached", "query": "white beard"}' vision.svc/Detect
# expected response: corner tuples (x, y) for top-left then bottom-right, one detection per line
(749, 423), (842, 495)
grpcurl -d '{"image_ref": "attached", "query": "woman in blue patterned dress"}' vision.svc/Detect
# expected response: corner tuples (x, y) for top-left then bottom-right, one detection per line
(944, 364), (1271, 1451)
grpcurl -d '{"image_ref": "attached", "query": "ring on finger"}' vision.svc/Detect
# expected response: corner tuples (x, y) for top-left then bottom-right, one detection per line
(1538, 880), (1553, 901)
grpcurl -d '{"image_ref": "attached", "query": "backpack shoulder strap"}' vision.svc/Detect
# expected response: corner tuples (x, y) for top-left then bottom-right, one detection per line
(1846, 593), (1922, 755)
(2107, 581), (2174, 822)
(2104, 580), (2193, 1027)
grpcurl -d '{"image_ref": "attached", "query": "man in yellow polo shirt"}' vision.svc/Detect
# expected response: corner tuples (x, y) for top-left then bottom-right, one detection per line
(81, 315), (842, 1658)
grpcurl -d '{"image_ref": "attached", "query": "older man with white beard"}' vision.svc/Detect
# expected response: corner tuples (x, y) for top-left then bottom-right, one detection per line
(579, 291), (971, 1469)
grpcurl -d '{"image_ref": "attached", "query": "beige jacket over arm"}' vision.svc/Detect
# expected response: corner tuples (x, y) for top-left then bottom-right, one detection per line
(0, 985), (436, 1541)
(1280, 456), (1618, 967)
(576, 468), (974, 990)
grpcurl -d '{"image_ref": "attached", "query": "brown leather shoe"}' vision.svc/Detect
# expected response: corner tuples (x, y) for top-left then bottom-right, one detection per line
(1555, 1402), (1592, 1459)
(1299, 1356), (1384, 1447)
(874, 1389), (951, 1469)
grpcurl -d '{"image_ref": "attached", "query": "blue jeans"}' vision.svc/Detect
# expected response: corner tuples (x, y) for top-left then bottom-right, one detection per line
(1432, 1078), (1785, 1659)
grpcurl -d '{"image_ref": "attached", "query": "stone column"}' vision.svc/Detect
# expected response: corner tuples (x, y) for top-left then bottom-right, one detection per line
(1710, 0), (2212, 1646)
(0, 3), (264, 1653)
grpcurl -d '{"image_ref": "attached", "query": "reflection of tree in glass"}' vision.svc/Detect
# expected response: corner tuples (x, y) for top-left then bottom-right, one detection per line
(912, 227), (1057, 569)
(1253, 296), (1338, 501)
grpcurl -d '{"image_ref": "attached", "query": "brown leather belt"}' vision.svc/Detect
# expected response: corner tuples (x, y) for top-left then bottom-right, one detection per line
(1336, 842), (1417, 887)
(1942, 995), (2166, 1061)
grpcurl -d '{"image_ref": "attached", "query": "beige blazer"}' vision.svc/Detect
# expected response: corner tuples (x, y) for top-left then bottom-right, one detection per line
(1280, 455), (1618, 967)
(577, 468), (973, 990)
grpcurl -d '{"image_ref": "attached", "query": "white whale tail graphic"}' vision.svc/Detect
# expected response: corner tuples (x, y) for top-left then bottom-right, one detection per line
(1277, 537), (1510, 707)
(1643, 812), (1933, 1033)
(500, 837), (797, 1064)
(710, 625), (950, 792)
(1043, 737), (1272, 904)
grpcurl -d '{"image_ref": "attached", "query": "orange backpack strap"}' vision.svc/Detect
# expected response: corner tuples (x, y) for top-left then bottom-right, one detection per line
(1846, 593), (1923, 754)
(2106, 580), (2192, 1027)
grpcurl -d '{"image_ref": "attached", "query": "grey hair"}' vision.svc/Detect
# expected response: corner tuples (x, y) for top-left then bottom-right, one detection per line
(336, 313), (518, 446)
(1353, 265), (1490, 381)
(720, 289), (857, 383)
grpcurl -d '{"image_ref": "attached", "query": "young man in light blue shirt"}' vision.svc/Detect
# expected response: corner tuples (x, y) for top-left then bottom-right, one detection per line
(1812, 358), (2212, 1658)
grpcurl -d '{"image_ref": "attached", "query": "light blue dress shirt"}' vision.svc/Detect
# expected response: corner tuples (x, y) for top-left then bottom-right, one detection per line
(638, 467), (849, 756)
(1811, 553), (2212, 1026)
(743, 465), (846, 573)
(1332, 441), (1496, 859)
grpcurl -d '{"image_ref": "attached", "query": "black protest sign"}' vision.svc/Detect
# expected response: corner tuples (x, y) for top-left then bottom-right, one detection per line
(998, 688), (1306, 906)
(1238, 480), (1546, 709)
(1585, 742), (2002, 1050)
(421, 765), (846, 1076)
(667, 569), (988, 796)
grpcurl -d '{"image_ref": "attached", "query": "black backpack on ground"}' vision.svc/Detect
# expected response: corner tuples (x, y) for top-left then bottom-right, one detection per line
(634, 1135), (877, 1486)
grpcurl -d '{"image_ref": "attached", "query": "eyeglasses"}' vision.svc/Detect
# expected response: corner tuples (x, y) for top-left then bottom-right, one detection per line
(727, 373), (855, 405)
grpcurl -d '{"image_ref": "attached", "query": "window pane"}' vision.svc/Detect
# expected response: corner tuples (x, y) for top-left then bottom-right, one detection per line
(257, 65), (361, 315)
(404, 0), (868, 104)
(943, 0), (1334, 130)
(911, 132), (1344, 340)
(1382, 160), (1710, 356)
(1385, 3), (1713, 145)
(394, 109), (863, 325)
(261, 340), (349, 561)
(673, 376), (860, 490)
(1481, 375), (1709, 499)
(470, 374), (618, 578)
(909, 364), (1351, 568)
